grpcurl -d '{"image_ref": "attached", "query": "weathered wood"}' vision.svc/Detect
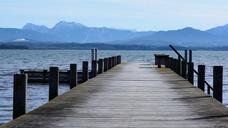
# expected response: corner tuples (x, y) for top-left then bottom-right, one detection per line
(70, 64), (77, 89)
(181, 61), (187, 79)
(213, 66), (223, 103)
(104, 58), (108, 72)
(108, 57), (112, 69)
(117, 56), (121, 65)
(42, 70), (47, 83)
(114, 56), (117, 66)
(207, 85), (211, 95)
(177, 56), (181, 75)
(20, 70), (24, 74)
(171, 58), (175, 71)
(113, 56), (116, 66)
(98, 59), (103, 74)
(188, 62), (194, 84)
(154, 54), (169, 66)
(49, 67), (59, 101)
(117, 55), (121, 64)
(91, 49), (95, 62)
(174, 59), (178, 73)
(5, 63), (228, 128)
(168, 57), (172, 68)
(157, 58), (161, 68)
(112, 57), (115, 67)
(184, 50), (188, 62)
(82, 61), (88, 82)
(170, 58), (174, 70)
(91, 60), (97, 78)
(189, 50), (192, 63)
(165, 57), (169, 68)
(95, 49), (98, 61)
(13, 74), (27, 119)
(198, 65), (205, 91)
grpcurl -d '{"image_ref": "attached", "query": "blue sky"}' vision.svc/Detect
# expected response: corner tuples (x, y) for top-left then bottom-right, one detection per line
(1, 0), (228, 31)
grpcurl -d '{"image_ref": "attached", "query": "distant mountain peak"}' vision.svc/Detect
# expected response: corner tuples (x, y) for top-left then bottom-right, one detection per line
(181, 27), (195, 30)
(23, 23), (50, 33)
(53, 21), (87, 30)
(207, 24), (228, 37)
(179, 27), (201, 32)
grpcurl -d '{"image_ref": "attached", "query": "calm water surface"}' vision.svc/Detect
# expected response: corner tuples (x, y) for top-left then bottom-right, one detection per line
(0, 50), (228, 124)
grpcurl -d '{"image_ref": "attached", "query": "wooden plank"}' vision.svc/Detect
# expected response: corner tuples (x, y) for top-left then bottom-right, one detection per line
(2, 63), (228, 128)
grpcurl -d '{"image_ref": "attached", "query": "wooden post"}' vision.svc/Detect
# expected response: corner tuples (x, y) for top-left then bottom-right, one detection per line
(13, 74), (27, 119)
(112, 57), (115, 67)
(185, 50), (188, 62)
(104, 58), (108, 72)
(213, 66), (223, 103)
(70, 64), (77, 89)
(173, 58), (176, 71)
(172, 59), (175, 71)
(157, 58), (161, 68)
(110, 57), (113, 68)
(168, 57), (172, 68)
(113, 56), (116, 66)
(189, 50), (192, 63)
(98, 59), (103, 74)
(174, 59), (177, 73)
(82, 61), (88, 82)
(177, 56), (181, 75)
(113, 56), (116, 67)
(165, 57), (169, 68)
(95, 49), (98, 61)
(116, 56), (119, 65)
(108, 57), (112, 69)
(43, 70), (47, 83)
(118, 56), (122, 64)
(114, 56), (116, 66)
(91, 60), (97, 78)
(188, 62), (194, 84)
(20, 70), (25, 74)
(170, 58), (174, 70)
(198, 65), (205, 91)
(49, 67), (59, 101)
(114, 56), (117, 66)
(207, 85), (211, 95)
(117, 56), (120, 64)
(181, 61), (187, 78)
(91, 49), (95, 62)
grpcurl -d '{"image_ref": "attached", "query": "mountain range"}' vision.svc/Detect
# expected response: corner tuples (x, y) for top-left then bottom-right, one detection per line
(0, 21), (228, 47)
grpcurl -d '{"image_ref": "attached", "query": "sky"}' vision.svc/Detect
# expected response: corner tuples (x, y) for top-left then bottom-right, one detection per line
(1, 0), (228, 31)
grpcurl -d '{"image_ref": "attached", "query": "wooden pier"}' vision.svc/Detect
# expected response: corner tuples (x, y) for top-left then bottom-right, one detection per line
(2, 62), (228, 128)
(1, 46), (228, 128)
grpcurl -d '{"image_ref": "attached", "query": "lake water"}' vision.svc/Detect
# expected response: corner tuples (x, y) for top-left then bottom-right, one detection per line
(0, 50), (228, 124)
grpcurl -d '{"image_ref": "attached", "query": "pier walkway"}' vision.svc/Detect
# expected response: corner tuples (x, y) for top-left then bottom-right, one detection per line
(2, 63), (228, 128)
